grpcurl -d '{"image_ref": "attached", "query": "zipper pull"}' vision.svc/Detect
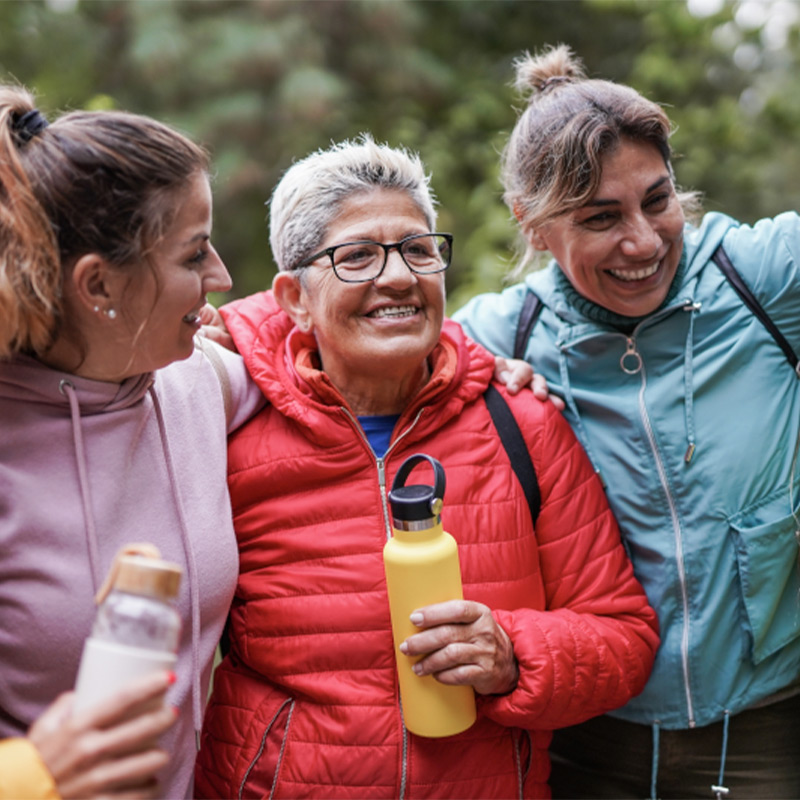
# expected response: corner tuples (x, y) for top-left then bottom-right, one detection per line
(377, 458), (386, 491)
(620, 337), (643, 375)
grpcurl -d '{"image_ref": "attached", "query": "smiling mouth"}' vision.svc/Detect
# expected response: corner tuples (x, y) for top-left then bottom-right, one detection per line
(367, 304), (418, 319)
(607, 262), (660, 282)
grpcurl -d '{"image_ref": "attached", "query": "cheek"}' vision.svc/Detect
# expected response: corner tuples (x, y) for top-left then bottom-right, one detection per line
(658, 204), (686, 239)
(559, 246), (595, 286)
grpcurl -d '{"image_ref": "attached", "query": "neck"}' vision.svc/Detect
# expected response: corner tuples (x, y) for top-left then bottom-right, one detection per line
(40, 334), (132, 383)
(330, 360), (431, 416)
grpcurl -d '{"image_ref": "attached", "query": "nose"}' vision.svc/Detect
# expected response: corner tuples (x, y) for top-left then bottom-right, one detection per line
(204, 245), (233, 294)
(373, 247), (417, 289)
(620, 214), (661, 260)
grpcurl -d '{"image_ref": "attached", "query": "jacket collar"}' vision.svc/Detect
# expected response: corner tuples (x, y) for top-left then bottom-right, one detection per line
(221, 291), (495, 435)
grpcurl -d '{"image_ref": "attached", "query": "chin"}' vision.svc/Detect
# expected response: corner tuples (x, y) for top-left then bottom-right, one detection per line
(610, 291), (671, 318)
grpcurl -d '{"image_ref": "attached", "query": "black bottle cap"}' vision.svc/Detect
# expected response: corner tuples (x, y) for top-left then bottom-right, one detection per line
(388, 453), (446, 522)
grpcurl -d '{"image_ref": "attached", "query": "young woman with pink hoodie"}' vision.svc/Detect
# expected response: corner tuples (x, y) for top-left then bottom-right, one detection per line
(0, 86), (263, 799)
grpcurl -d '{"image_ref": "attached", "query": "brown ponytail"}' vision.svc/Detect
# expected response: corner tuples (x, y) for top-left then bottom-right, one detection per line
(0, 87), (60, 358)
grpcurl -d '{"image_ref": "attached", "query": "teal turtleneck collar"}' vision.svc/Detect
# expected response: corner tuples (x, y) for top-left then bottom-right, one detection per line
(554, 249), (688, 333)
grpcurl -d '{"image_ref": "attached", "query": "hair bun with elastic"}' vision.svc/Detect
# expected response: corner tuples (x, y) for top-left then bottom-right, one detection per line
(11, 108), (49, 145)
(513, 44), (586, 101)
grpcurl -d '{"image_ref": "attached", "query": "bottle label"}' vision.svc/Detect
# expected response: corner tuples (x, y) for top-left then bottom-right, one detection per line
(73, 637), (177, 714)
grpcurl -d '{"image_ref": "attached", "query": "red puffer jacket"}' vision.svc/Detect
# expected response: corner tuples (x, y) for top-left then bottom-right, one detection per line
(195, 292), (658, 800)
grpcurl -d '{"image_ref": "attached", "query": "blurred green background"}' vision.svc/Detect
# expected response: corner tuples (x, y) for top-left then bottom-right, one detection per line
(2, 0), (798, 312)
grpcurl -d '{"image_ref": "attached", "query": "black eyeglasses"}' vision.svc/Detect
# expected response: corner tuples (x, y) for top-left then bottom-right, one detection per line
(294, 232), (453, 283)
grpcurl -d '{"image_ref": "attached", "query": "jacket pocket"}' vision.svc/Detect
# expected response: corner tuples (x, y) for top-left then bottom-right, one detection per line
(728, 507), (800, 664)
(238, 696), (295, 800)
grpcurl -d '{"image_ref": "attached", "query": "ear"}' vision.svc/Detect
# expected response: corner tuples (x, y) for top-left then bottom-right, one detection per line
(273, 271), (314, 333)
(529, 228), (550, 252)
(70, 253), (119, 314)
(513, 201), (549, 252)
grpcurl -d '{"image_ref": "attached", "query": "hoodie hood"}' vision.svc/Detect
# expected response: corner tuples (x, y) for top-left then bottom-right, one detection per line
(0, 354), (154, 413)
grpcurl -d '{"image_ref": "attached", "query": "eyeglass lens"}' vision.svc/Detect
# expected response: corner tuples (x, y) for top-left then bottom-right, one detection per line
(332, 234), (450, 281)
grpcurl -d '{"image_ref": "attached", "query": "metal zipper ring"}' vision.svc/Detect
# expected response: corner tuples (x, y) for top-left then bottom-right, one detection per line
(620, 350), (643, 375)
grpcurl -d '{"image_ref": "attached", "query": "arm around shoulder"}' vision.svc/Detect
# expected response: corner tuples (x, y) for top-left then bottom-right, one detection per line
(196, 336), (267, 432)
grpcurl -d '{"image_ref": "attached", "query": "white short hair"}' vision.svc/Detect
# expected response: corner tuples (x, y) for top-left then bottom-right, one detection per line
(269, 134), (438, 272)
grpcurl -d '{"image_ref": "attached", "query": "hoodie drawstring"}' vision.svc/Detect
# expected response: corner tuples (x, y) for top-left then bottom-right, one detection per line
(650, 721), (660, 800)
(60, 379), (103, 593)
(149, 385), (204, 747)
(711, 710), (731, 798)
(682, 301), (702, 463)
(649, 712), (731, 800)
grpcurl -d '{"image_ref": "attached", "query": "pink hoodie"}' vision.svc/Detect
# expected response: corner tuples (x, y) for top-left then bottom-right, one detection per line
(0, 339), (264, 799)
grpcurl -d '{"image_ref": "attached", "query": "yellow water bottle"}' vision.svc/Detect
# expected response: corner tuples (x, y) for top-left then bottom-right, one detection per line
(384, 453), (476, 738)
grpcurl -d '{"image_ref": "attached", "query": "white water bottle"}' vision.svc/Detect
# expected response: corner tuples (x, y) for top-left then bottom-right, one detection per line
(73, 545), (182, 713)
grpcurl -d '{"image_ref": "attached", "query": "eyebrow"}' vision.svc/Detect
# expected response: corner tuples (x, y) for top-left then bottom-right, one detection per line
(182, 232), (210, 246)
(585, 176), (671, 208)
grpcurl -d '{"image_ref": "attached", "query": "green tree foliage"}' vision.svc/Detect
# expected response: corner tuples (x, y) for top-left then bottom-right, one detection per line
(0, 0), (797, 311)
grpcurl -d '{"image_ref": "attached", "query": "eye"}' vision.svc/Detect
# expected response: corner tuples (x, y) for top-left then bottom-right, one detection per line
(334, 243), (381, 269)
(580, 211), (618, 230)
(644, 192), (670, 212)
(188, 248), (209, 266)
(404, 242), (433, 258)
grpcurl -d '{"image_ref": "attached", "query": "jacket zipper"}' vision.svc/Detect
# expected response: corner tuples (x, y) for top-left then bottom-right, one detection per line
(624, 335), (696, 727)
(238, 697), (295, 800)
(339, 405), (427, 799)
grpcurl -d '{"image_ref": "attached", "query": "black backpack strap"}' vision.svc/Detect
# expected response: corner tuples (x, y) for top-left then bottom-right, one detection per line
(712, 244), (800, 376)
(513, 289), (543, 360)
(484, 384), (541, 525)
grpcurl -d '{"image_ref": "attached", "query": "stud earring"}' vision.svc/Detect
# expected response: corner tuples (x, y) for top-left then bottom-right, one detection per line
(107, 308), (117, 320)
(93, 305), (100, 313)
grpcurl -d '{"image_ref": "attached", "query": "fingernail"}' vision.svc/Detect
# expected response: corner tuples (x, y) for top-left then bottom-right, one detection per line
(412, 663), (423, 676)
(409, 612), (423, 626)
(171, 706), (179, 717)
(399, 641), (408, 655)
(166, 671), (177, 686)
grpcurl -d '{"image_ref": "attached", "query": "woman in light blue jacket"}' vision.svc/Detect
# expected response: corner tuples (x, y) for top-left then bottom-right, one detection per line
(455, 44), (800, 799)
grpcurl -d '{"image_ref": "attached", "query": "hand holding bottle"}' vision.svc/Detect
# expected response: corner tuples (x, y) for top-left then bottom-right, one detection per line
(399, 599), (520, 696)
(27, 670), (176, 799)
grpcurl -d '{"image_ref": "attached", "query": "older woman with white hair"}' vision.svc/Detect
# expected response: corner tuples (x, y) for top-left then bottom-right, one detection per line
(194, 135), (659, 799)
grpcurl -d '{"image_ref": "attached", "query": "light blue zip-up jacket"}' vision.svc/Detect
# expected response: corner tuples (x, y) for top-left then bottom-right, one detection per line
(455, 210), (800, 729)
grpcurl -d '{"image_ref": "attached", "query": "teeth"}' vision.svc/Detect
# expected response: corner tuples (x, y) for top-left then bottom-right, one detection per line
(369, 305), (417, 319)
(608, 263), (659, 281)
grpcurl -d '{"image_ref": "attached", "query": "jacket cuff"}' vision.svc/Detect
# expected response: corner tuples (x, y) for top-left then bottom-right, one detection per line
(0, 738), (60, 800)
